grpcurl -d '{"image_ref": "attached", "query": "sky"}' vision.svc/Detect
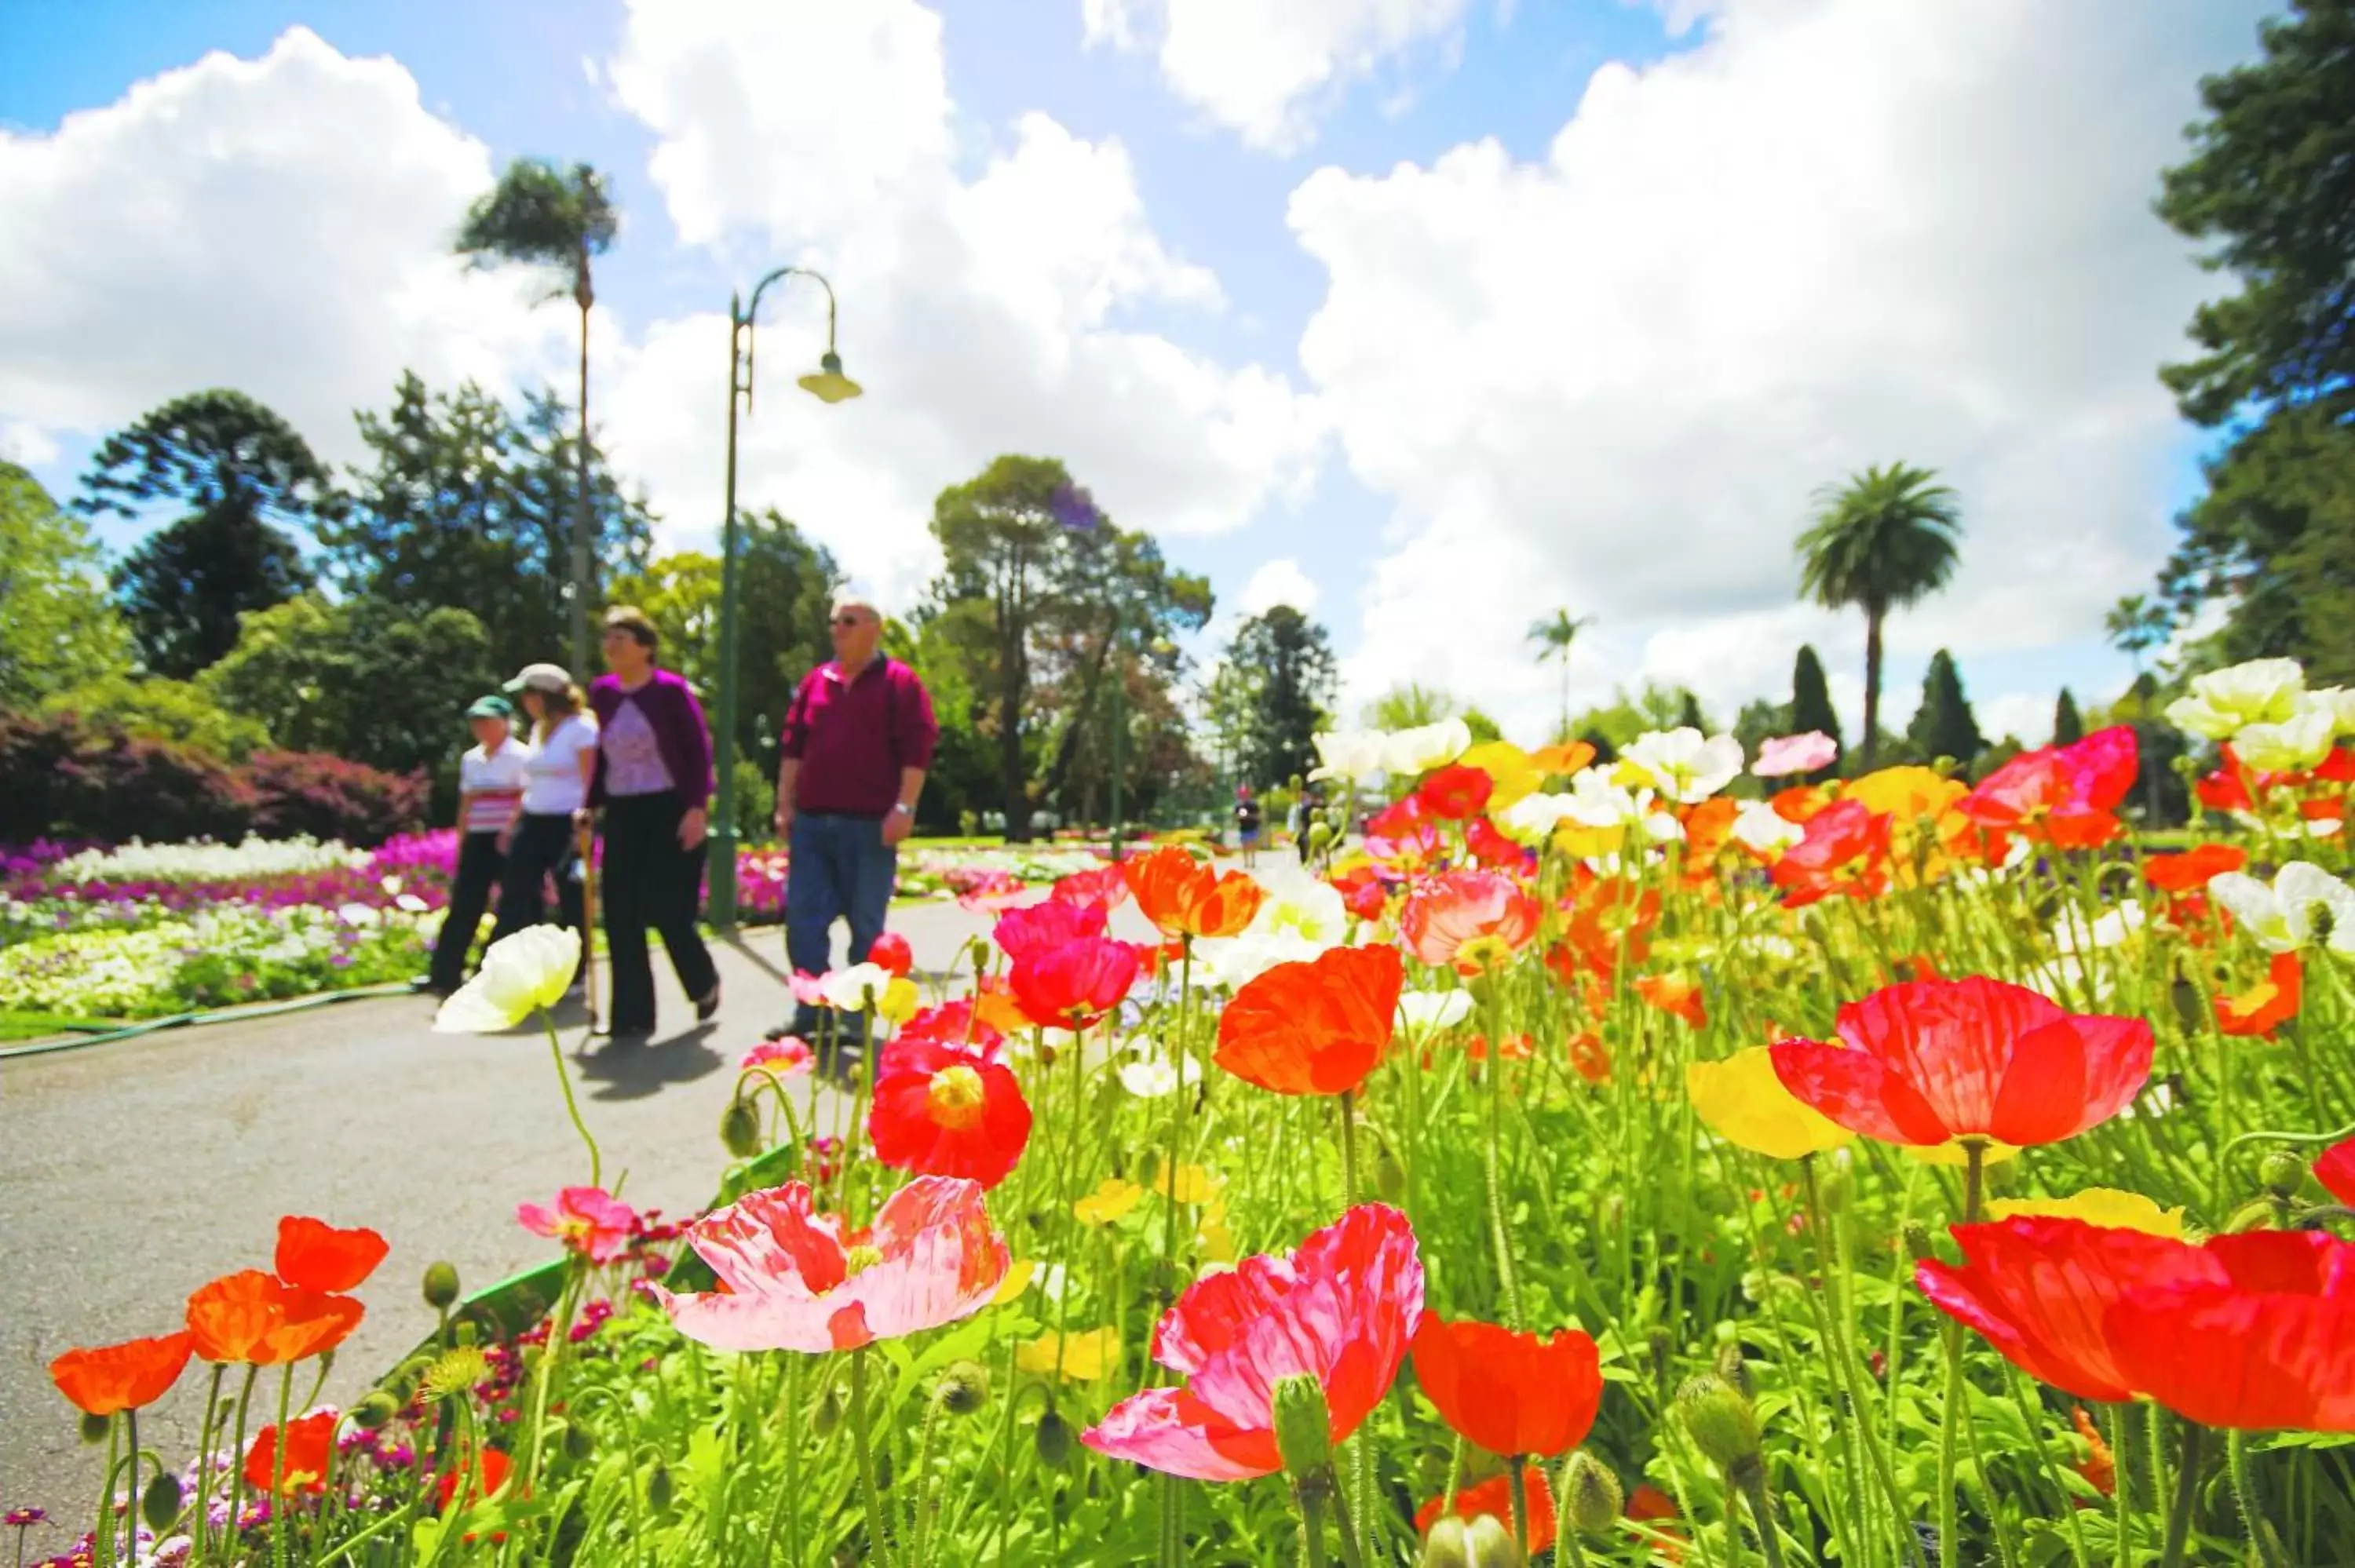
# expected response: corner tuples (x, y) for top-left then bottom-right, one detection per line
(0, 0), (2274, 750)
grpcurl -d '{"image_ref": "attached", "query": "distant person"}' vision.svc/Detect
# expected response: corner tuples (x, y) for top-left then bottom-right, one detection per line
(1297, 786), (1324, 865)
(581, 606), (721, 1040)
(1234, 783), (1262, 866)
(490, 663), (594, 990)
(423, 695), (528, 997)
(768, 594), (937, 1043)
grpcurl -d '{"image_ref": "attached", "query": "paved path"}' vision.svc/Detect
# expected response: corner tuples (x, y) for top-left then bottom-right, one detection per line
(0, 899), (1075, 1530)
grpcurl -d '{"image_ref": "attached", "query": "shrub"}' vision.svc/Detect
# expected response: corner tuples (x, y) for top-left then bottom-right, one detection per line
(248, 750), (429, 845)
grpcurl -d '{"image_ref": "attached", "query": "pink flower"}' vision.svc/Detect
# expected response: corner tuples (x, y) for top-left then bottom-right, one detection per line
(517, 1187), (638, 1264)
(1051, 862), (1133, 912)
(742, 1037), (815, 1079)
(1753, 731), (1838, 779)
(788, 970), (830, 1007)
(654, 1176), (1010, 1353)
(956, 871), (1031, 912)
(994, 899), (1109, 961)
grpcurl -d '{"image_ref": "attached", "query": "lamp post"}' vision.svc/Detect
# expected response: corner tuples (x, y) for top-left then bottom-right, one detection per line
(710, 266), (861, 928)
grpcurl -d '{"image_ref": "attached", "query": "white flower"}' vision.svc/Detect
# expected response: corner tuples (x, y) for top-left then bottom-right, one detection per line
(2306, 686), (2355, 738)
(1196, 866), (1349, 988)
(2209, 862), (2355, 954)
(2231, 709), (2336, 772)
(394, 893), (429, 914)
(1119, 1053), (1202, 1098)
(433, 925), (579, 1032)
(1382, 718), (1472, 778)
(335, 903), (381, 928)
(1615, 729), (1744, 804)
(1732, 800), (1805, 855)
(1561, 769), (1647, 829)
(1309, 731), (1388, 784)
(1396, 990), (1474, 1033)
(1496, 792), (1582, 845)
(2164, 657), (2307, 738)
(2050, 901), (2145, 957)
(49, 835), (367, 886)
(821, 963), (893, 1012)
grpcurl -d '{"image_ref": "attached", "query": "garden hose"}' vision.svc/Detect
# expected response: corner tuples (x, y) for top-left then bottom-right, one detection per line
(0, 982), (418, 1061)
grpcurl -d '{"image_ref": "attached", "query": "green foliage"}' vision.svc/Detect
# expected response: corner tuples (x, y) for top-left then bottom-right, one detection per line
(1904, 649), (1984, 767)
(1789, 644), (1842, 749)
(0, 461), (130, 704)
(455, 159), (618, 308)
(2052, 687), (2085, 746)
(1361, 683), (1461, 731)
(1568, 681), (1698, 752)
(1796, 463), (1962, 765)
(1228, 604), (1336, 789)
(78, 389), (331, 677)
(40, 673), (271, 761)
(1460, 706), (1502, 746)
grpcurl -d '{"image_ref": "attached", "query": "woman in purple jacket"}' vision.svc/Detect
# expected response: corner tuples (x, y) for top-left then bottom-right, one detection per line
(576, 605), (721, 1039)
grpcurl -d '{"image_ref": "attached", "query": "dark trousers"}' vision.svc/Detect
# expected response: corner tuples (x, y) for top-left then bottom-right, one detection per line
(490, 812), (588, 979)
(602, 789), (718, 1031)
(428, 830), (506, 990)
(784, 811), (897, 1034)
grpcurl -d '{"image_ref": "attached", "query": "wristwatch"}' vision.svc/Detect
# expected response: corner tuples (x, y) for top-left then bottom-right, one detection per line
(891, 803), (913, 816)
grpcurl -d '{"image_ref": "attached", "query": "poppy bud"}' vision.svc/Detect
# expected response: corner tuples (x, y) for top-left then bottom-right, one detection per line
(936, 1362), (989, 1417)
(79, 1413), (111, 1445)
(1307, 822), (1335, 854)
(2169, 975), (2205, 1036)
(422, 1261), (462, 1310)
(1035, 1409), (1073, 1469)
(564, 1420), (595, 1460)
(720, 1096), (764, 1159)
(1421, 1514), (1522, 1567)
(812, 1388), (843, 1436)
(1714, 1342), (1755, 1401)
(645, 1461), (673, 1511)
(141, 1471), (181, 1532)
(1817, 1156), (1853, 1215)
(454, 1319), (480, 1347)
(1677, 1373), (1762, 1480)
(1270, 1375), (1332, 1481)
(2258, 1151), (2306, 1201)
(351, 1391), (401, 1431)
(1560, 1449), (1623, 1537)
(1375, 1143), (1407, 1205)
(1645, 1327), (1674, 1387)
(1901, 1222), (1935, 1264)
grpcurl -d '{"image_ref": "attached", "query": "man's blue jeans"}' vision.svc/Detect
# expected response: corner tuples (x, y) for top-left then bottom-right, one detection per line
(784, 811), (896, 1033)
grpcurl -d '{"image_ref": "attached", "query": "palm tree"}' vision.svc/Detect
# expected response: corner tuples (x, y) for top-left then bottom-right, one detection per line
(2105, 593), (2176, 822)
(1525, 608), (1593, 742)
(1795, 462), (1963, 768)
(456, 159), (619, 676)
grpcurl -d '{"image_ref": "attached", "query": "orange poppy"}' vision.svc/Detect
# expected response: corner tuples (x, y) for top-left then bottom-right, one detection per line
(2216, 952), (2302, 1038)
(1678, 797), (1740, 866)
(1465, 1032), (1534, 1063)
(1415, 764), (1494, 822)
(1415, 1467), (1557, 1554)
(2143, 844), (2247, 894)
(275, 1216), (389, 1293)
(185, 1271), (363, 1366)
(1412, 1317), (1602, 1458)
(1634, 972), (1707, 1029)
(244, 1409), (340, 1495)
(2070, 1406), (2116, 1499)
(1214, 944), (1404, 1096)
(49, 1331), (193, 1417)
(1529, 741), (1597, 777)
(1121, 845), (1265, 940)
(1565, 1031), (1611, 1085)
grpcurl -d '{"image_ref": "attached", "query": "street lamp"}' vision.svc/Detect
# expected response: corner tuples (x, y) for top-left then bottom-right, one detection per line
(710, 265), (860, 928)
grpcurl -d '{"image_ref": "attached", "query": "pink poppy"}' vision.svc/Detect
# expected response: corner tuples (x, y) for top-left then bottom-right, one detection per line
(655, 1176), (1010, 1353)
(1399, 870), (1542, 974)
(742, 1037), (815, 1079)
(956, 871), (1031, 911)
(788, 970), (830, 1007)
(1753, 731), (1838, 779)
(1051, 863), (1133, 911)
(1081, 1205), (1424, 1481)
(995, 899), (1110, 962)
(517, 1186), (638, 1265)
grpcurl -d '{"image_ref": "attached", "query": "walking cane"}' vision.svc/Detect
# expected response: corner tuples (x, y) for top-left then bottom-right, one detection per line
(576, 820), (601, 1031)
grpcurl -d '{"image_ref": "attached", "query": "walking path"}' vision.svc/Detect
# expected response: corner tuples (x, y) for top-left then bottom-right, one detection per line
(0, 898), (1096, 1524)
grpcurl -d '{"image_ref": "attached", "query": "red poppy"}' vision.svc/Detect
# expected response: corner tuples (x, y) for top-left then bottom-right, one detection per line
(1916, 1216), (2217, 1402)
(2070, 1406), (2116, 1497)
(1959, 727), (2138, 851)
(1364, 795), (1444, 869)
(1400, 871), (1542, 975)
(1122, 845), (1265, 939)
(895, 998), (1007, 1055)
(1050, 862), (1132, 911)
(994, 899), (1108, 962)
(1330, 864), (1394, 921)
(867, 932), (914, 978)
(1553, 874), (1660, 983)
(1635, 972), (1707, 1029)
(1770, 977), (2152, 1150)
(436, 1445), (514, 1513)
(2143, 844), (2247, 894)
(2215, 952), (2302, 1038)
(1770, 784), (1836, 825)
(48, 1331), (193, 1417)
(869, 1036), (1033, 1188)
(274, 1216), (389, 1293)
(184, 1271), (365, 1366)
(244, 1409), (340, 1496)
(2315, 1139), (2355, 1208)
(1009, 936), (1141, 1030)
(1679, 797), (1741, 869)
(1215, 944), (1404, 1096)
(1412, 1318), (1601, 1457)
(1415, 1467), (1557, 1554)
(2318, 745), (2355, 785)
(1080, 1204), (1423, 1480)
(1463, 1032), (1534, 1063)
(2105, 1231), (2355, 1432)
(1415, 763), (1495, 822)
(1464, 815), (1531, 871)
(1769, 799), (1891, 907)
(1565, 1031), (1611, 1085)
(2196, 746), (2258, 813)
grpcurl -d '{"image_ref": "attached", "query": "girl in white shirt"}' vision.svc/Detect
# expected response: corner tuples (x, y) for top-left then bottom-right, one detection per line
(488, 664), (597, 987)
(425, 695), (532, 995)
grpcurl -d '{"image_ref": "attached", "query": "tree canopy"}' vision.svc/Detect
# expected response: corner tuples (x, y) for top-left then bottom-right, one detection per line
(0, 461), (130, 704)
(1796, 463), (1962, 767)
(1229, 605), (1337, 789)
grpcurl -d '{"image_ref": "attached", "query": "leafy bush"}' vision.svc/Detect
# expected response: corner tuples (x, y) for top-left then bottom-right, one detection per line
(248, 749), (430, 844)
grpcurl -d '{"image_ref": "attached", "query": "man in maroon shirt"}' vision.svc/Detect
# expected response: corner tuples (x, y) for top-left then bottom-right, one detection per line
(769, 594), (938, 1041)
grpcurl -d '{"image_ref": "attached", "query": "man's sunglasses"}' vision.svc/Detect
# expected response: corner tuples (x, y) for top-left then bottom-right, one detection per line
(831, 614), (868, 627)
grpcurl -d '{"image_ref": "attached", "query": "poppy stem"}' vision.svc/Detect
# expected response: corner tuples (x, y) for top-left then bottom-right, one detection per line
(1324, 1468), (1371, 1568)
(1962, 1139), (1987, 1225)
(192, 1362), (223, 1565)
(849, 1347), (900, 1568)
(1738, 1466), (1787, 1568)
(1338, 1089), (1360, 1207)
(2227, 1429), (2285, 1568)
(96, 1414), (119, 1568)
(223, 1363), (258, 1556)
(1293, 1480), (1333, 1568)
(2157, 1423), (2204, 1568)
(1483, 984), (1524, 1327)
(542, 1012), (601, 1189)
(269, 1361), (293, 1568)
(1509, 1460), (1532, 1558)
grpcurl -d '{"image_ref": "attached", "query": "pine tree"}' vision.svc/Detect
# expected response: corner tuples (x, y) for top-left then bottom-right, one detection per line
(2053, 687), (2085, 746)
(1788, 646), (1842, 782)
(1677, 690), (1707, 732)
(1906, 649), (1984, 767)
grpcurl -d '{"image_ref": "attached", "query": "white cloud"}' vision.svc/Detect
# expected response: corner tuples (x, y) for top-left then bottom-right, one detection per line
(1084, 0), (1474, 151)
(1296, 0), (2269, 742)
(1238, 556), (1321, 615)
(0, 417), (60, 468)
(601, 0), (1327, 609)
(0, 27), (568, 465)
(1978, 691), (2055, 747)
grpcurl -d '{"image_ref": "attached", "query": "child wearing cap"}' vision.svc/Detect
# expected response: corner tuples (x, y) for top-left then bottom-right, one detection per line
(424, 695), (531, 996)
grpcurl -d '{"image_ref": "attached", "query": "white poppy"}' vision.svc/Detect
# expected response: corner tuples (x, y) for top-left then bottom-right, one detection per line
(1615, 729), (1745, 804)
(2230, 709), (2336, 773)
(1119, 1054), (1202, 1098)
(2209, 862), (2355, 954)
(1396, 990), (1474, 1033)
(433, 925), (580, 1032)
(1382, 719), (1473, 778)
(1309, 731), (1388, 784)
(821, 962), (894, 1012)
(1732, 800), (1805, 855)
(2163, 658), (2307, 738)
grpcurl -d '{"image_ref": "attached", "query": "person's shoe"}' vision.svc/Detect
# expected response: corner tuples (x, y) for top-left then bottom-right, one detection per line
(593, 1021), (655, 1043)
(414, 975), (457, 1000)
(695, 980), (722, 1023)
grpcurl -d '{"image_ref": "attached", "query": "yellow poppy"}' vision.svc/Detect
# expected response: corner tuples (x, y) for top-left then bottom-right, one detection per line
(1197, 1195), (1238, 1263)
(1153, 1163), (1221, 1205)
(876, 976), (920, 1026)
(1685, 1047), (1854, 1161)
(1074, 1178), (1144, 1227)
(1017, 1327), (1119, 1384)
(1529, 741), (1597, 778)
(989, 1259), (1036, 1306)
(1987, 1187), (2185, 1238)
(1461, 740), (1541, 811)
(1844, 767), (1966, 821)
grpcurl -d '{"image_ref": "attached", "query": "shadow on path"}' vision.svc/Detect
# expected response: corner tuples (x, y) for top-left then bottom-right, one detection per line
(573, 1027), (725, 1102)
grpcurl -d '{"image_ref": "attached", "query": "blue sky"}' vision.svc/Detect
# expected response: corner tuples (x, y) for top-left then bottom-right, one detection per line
(0, 0), (2266, 746)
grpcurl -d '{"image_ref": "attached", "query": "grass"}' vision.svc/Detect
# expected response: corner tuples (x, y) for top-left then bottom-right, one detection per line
(0, 1010), (122, 1041)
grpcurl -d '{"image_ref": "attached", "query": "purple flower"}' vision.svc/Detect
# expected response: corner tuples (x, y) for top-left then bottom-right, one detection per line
(5, 1506), (46, 1526)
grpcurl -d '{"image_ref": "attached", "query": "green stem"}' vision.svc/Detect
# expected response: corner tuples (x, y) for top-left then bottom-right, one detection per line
(1338, 1089), (1360, 1208)
(2157, 1423), (2205, 1568)
(123, 1406), (140, 1568)
(849, 1347), (900, 1568)
(758, 1356), (801, 1568)
(1739, 1468), (1787, 1568)
(1936, 1319), (1965, 1568)
(2108, 1405), (2132, 1568)
(1483, 986), (1524, 1326)
(269, 1362), (294, 1568)
(544, 1012), (602, 1188)
(192, 1362), (224, 1566)
(2229, 1429), (2284, 1568)
(1509, 1461), (1532, 1559)
(224, 1363), (258, 1552)
(1294, 1482), (1333, 1568)
(1325, 1469), (1370, 1568)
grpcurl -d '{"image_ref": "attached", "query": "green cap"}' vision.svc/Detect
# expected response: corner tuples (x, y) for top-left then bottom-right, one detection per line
(467, 695), (514, 720)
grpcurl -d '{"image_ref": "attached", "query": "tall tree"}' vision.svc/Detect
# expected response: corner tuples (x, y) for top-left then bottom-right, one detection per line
(2053, 687), (2085, 746)
(2103, 594), (2174, 822)
(0, 461), (130, 705)
(77, 390), (331, 678)
(1229, 605), (1337, 788)
(1795, 463), (1963, 768)
(1789, 645), (1842, 748)
(1525, 609), (1593, 742)
(1364, 683), (1461, 731)
(456, 159), (618, 676)
(1905, 649), (1984, 766)
(1676, 690), (1708, 734)
(2154, 4), (2355, 680)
